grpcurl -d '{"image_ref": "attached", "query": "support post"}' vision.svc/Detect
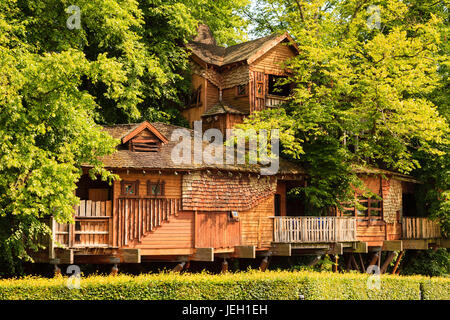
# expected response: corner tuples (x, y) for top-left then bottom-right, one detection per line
(259, 257), (269, 272)
(358, 253), (366, 273)
(380, 251), (396, 274)
(350, 254), (360, 272)
(391, 251), (404, 275)
(221, 259), (228, 274)
(333, 255), (339, 273)
(173, 261), (186, 272)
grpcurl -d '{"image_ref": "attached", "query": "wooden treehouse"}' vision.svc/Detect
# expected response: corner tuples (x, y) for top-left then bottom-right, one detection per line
(34, 25), (448, 272)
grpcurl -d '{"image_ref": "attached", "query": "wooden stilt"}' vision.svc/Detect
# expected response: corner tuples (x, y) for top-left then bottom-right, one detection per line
(54, 264), (61, 277)
(345, 254), (352, 271)
(308, 255), (322, 267)
(350, 254), (360, 272)
(391, 251), (404, 275)
(358, 253), (366, 273)
(110, 263), (119, 276)
(381, 252), (396, 274)
(173, 261), (186, 273)
(368, 252), (379, 269)
(221, 259), (228, 274)
(333, 255), (339, 273)
(259, 257), (269, 272)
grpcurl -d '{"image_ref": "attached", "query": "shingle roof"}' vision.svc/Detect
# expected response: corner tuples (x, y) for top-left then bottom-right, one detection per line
(182, 171), (277, 212)
(187, 33), (293, 67)
(97, 122), (305, 175)
(201, 102), (244, 117)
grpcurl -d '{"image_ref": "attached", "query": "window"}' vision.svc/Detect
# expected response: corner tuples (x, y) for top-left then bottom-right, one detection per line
(256, 82), (264, 98)
(188, 85), (202, 107)
(274, 194), (281, 216)
(229, 211), (239, 222)
(120, 180), (139, 197)
(268, 75), (291, 96)
(236, 84), (247, 97)
(130, 138), (161, 152)
(147, 180), (165, 197)
(340, 196), (382, 219)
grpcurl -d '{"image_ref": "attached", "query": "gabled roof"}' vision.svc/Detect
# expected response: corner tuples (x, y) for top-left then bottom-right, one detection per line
(187, 32), (299, 67)
(99, 121), (305, 175)
(121, 121), (168, 144)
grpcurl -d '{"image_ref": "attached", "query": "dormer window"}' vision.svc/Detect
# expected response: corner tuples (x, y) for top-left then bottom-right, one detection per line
(121, 121), (168, 153)
(130, 138), (161, 152)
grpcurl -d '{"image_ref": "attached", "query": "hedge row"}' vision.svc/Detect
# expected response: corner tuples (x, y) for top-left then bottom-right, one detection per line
(0, 271), (448, 300)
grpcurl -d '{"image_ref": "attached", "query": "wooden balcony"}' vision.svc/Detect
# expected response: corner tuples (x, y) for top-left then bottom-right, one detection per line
(265, 95), (288, 108)
(273, 216), (357, 243)
(402, 217), (442, 239)
(53, 200), (112, 248)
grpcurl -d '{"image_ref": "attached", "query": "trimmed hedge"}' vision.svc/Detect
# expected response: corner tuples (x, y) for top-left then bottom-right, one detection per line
(0, 271), (448, 300)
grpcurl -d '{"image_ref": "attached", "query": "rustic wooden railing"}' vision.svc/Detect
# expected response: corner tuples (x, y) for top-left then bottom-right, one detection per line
(266, 95), (287, 108)
(402, 217), (441, 239)
(117, 198), (182, 246)
(273, 216), (357, 243)
(53, 200), (112, 248)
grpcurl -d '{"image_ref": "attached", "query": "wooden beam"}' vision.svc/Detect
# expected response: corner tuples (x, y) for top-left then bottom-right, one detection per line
(270, 243), (291, 256)
(350, 254), (360, 272)
(190, 248), (214, 262)
(351, 241), (368, 253)
(382, 240), (403, 251)
(117, 248), (141, 263)
(380, 251), (396, 274)
(328, 243), (343, 255)
(54, 248), (74, 264)
(402, 239), (429, 250)
(358, 253), (366, 273)
(391, 251), (404, 274)
(234, 246), (256, 259)
(438, 239), (450, 248)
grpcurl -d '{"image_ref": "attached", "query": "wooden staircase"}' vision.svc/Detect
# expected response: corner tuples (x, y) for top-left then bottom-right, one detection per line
(117, 198), (182, 246)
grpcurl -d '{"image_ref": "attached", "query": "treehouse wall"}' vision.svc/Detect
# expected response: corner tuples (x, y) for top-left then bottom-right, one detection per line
(206, 80), (220, 111)
(240, 195), (274, 249)
(112, 171), (184, 249)
(124, 211), (194, 256)
(222, 87), (250, 114)
(250, 42), (297, 75)
(195, 212), (241, 249)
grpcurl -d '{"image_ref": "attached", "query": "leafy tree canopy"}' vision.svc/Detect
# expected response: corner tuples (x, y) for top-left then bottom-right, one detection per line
(0, 0), (249, 275)
(239, 0), (449, 220)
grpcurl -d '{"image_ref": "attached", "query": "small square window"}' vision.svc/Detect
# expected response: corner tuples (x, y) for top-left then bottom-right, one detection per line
(147, 180), (165, 197)
(256, 82), (264, 98)
(236, 84), (247, 96)
(120, 180), (139, 197)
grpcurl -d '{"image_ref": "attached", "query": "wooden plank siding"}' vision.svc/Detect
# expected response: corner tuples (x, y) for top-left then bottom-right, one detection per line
(240, 195), (274, 248)
(250, 42), (297, 75)
(195, 212), (241, 249)
(112, 171), (183, 248)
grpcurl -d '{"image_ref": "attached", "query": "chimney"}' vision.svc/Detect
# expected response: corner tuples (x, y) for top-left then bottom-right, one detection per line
(193, 24), (216, 45)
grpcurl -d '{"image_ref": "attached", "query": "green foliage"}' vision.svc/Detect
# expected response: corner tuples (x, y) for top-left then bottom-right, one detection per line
(402, 249), (450, 277)
(239, 0), (450, 216)
(0, 0), (249, 275)
(0, 270), (448, 300)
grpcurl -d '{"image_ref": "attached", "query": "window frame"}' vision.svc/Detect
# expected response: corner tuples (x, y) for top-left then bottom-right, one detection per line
(120, 180), (140, 197)
(236, 84), (248, 97)
(147, 180), (165, 197)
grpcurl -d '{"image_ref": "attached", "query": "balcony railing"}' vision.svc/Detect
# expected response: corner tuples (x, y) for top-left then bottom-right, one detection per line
(402, 217), (442, 239)
(265, 95), (288, 108)
(53, 200), (112, 248)
(273, 216), (357, 243)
